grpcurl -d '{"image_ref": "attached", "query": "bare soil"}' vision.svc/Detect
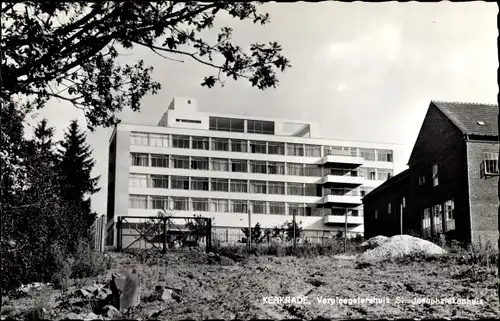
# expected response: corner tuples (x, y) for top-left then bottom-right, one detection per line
(2, 250), (499, 320)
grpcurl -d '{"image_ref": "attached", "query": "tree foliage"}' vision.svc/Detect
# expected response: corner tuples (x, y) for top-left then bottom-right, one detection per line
(2, 1), (291, 130)
(0, 119), (102, 291)
(241, 222), (270, 244)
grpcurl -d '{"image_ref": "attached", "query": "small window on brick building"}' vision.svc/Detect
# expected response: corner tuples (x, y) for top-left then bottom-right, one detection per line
(444, 199), (455, 231)
(418, 174), (426, 186)
(432, 164), (439, 186)
(480, 152), (499, 178)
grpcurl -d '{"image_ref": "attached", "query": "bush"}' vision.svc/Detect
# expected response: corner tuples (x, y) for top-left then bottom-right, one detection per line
(51, 238), (109, 289)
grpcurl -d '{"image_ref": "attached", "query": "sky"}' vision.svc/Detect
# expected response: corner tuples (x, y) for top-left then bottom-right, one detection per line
(25, 2), (499, 215)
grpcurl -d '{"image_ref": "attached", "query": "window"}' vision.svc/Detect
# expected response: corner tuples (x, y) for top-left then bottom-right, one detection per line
(360, 148), (376, 161)
(171, 176), (189, 190)
(268, 142), (285, 155)
(172, 135), (190, 149)
(230, 159), (247, 173)
(269, 202), (286, 215)
(360, 187), (374, 197)
(172, 197), (189, 211)
(268, 162), (285, 175)
(129, 195), (148, 209)
(304, 145), (321, 157)
(212, 138), (229, 151)
(230, 139), (248, 153)
(418, 174), (426, 186)
(129, 174), (148, 188)
(192, 198), (209, 212)
(377, 149), (393, 162)
(304, 184), (316, 196)
(289, 203), (305, 216)
(432, 164), (439, 186)
(209, 117), (245, 132)
(324, 146), (350, 156)
(231, 200), (248, 213)
(444, 200), (455, 231)
(432, 204), (443, 233)
(268, 182), (285, 195)
(176, 118), (201, 124)
(304, 164), (321, 177)
(230, 179), (248, 193)
(130, 153), (149, 167)
(287, 143), (304, 156)
(130, 132), (149, 146)
(377, 169), (393, 181)
(247, 120), (274, 135)
(149, 133), (169, 147)
(150, 175), (169, 189)
(151, 196), (168, 210)
(250, 180), (267, 194)
(287, 182), (305, 196)
(480, 152), (499, 178)
(151, 154), (169, 168)
(250, 141), (267, 154)
(211, 178), (229, 192)
(192, 136), (209, 150)
(287, 163), (304, 176)
(211, 199), (229, 212)
(328, 187), (359, 196)
(191, 157), (209, 170)
(251, 201), (267, 214)
(422, 208), (431, 231)
(191, 177), (209, 191)
(250, 160), (267, 174)
(211, 158), (229, 171)
(172, 155), (190, 169)
(388, 203), (392, 214)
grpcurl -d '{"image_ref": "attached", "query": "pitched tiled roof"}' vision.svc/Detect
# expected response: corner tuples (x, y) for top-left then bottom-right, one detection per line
(432, 101), (498, 137)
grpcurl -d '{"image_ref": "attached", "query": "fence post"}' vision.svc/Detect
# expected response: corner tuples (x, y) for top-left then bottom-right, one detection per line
(162, 218), (167, 254)
(117, 217), (122, 251)
(206, 218), (212, 253)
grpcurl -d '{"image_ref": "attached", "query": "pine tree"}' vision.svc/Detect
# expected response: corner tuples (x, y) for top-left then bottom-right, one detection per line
(57, 120), (101, 229)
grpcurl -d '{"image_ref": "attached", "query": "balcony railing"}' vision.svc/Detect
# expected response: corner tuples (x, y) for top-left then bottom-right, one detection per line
(324, 188), (362, 197)
(327, 168), (359, 176)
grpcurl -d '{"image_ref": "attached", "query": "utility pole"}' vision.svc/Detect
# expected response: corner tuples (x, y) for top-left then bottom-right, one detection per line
(292, 209), (297, 253)
(400, 202), (404, 235)
(248, 207), (252, 253)
(344, 210), (347, 253)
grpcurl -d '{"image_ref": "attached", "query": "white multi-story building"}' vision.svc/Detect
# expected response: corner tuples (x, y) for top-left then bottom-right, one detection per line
(106, 97), (404, 247)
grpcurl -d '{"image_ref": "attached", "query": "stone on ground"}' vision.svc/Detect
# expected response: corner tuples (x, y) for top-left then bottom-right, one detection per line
(110, 271), (141, 312)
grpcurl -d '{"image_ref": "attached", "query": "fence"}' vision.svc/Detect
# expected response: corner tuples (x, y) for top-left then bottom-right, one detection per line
(116, 215), (212, 253)
(90, 215), (107, 252)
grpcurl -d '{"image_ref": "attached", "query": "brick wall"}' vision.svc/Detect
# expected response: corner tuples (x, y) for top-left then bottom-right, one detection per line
(467, 139), (499, 248)
(407, 104), (471, 243)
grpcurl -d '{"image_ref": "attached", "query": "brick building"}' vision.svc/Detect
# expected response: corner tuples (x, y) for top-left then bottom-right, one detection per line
(363, 101), (499, 246)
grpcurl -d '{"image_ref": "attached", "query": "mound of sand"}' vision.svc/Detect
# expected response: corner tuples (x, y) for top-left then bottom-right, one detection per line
(360, 235), (446, 261)
(360, 235), (389, 250)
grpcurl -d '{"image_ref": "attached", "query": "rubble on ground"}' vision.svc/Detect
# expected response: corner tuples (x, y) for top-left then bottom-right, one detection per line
(360, 235), (389, 250)
(359, 235), (446, 261)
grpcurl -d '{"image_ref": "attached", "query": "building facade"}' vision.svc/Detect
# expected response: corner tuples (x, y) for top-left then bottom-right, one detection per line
(106, 97), (403, 247)
(363, 101), (499, 246)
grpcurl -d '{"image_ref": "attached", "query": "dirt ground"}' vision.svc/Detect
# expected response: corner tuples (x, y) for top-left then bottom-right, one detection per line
(2, 250), (499, 320)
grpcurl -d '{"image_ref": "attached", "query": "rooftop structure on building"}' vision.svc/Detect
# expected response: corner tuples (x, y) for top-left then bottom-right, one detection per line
(106, 97), (404, 248)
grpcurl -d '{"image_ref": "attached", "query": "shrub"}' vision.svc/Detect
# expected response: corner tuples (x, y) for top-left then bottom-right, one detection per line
(51, 238), (108, 289)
